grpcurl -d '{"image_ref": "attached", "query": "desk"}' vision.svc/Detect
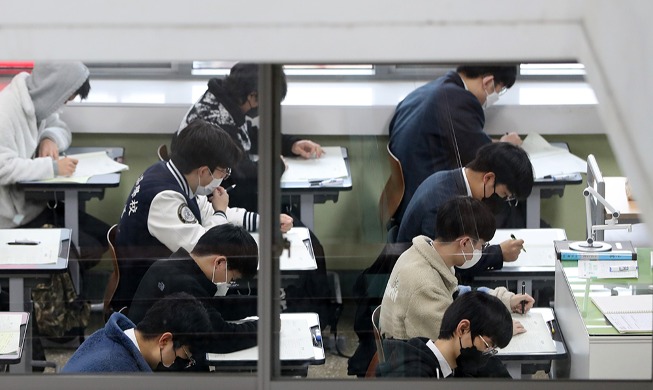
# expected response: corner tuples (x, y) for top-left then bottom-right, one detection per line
(16, 147), (123, 292)
(526, 142), (583, 228)
(0, 229), (70, 373)
(0, 312), (29, 373)
(554, 248), (652, 379)
(281, 147), (352, 230)
(497, 308), (567, 379)
(473, 228), (566, 298)
(206, 312), (325, 376)
(604, 176), (640, 223)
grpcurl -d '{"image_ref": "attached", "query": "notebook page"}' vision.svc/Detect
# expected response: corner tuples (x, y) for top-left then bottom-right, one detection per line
(499, 311), (556, 354)
(591, 295), (653, 314)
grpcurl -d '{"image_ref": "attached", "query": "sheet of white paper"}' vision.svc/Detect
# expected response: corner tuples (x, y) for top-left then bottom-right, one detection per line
(40, 151), (129, 183)
(250, 227), (317, 271)
(0, 229), (60, 264)
(499, 311), (557, 354)
(490, 229), (566, 267)
(207, 318), (314, 361)
(521, 133), (587, 178)
(578, 259), (639, 279)
(0, 313), (23, 354)
(280, 146), (347, 182)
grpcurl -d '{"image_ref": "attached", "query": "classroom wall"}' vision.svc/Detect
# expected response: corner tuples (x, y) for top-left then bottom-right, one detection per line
(74, 132), (620, 271)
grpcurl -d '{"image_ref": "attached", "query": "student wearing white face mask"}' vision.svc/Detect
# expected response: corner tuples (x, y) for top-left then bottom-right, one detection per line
(127, 224), (260, 357)
(113, 120), (293, 313)
(388, 65), (521, 228)
(380, 196), (534, 344)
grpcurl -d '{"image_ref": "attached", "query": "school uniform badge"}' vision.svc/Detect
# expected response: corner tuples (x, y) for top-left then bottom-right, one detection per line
(178, 204), (197, 224)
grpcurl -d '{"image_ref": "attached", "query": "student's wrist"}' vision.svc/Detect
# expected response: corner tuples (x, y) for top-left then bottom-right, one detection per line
(213, 210), (227, 218)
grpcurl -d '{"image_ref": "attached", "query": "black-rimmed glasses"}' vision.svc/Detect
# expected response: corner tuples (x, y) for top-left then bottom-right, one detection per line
(180, 345), (196, 369)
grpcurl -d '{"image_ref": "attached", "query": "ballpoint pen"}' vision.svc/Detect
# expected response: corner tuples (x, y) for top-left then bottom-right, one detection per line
(546, 320), (556, 334)
(511, 233), (526, 252)
(521, 281), (526, 314)
(225, 184), (237, 193)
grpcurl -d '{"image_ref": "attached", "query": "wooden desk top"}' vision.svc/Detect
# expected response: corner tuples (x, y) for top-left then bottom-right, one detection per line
(604, 176), (640, 222)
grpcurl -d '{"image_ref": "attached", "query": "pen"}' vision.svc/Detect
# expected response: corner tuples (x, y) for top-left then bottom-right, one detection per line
(225, 184), (237, 193)
(510, 233), (526, 252)
(521, 281), (526, 314)
(7, 240), (40, 245)
(546, 320), (555, 334)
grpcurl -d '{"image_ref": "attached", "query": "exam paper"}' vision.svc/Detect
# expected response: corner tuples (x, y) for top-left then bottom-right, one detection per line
(500, 311), (557, 354)
(489, 229), (566, 267)
(521, 133), (587, 179)
(250, 227), (318, 271)
(280, 146), (347, 182)
(0, 313), (22, 355)
(41, 151), (129, 183)
(0, 229), (60, 264)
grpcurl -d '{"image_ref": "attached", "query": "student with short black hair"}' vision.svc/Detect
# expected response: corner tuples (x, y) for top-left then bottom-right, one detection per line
(62, 292), (212, 373)
(377, 291), (513, 378)
(388, 64), (521, 225)
(380, 196), (534, 344)
(396, 142), (534, 278)
(113, 119), (293, 312)
(128, 224), (260, 353)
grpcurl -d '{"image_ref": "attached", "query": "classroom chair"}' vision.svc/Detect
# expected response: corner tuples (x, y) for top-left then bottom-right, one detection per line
(378, 144), (404, 243)
(102, 224), (122, 321)
(157, 144), (170, 162)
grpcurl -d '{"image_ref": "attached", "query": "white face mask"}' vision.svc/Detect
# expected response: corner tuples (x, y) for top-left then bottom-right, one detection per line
(456, 248), (483, 270)
(482, 81), (500, 110)
(212, 261), (237, 296)
(196, 170), (223, 196)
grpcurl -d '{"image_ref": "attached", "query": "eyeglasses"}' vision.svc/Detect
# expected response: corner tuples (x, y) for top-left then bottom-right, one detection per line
(180, 346), (196, 369)
(497, 86), (508, 96)
(505, 193), (519, 207)
(472, 239), (491, 251)
(215, 167), (231, 180)
(478, 336), (498, 356)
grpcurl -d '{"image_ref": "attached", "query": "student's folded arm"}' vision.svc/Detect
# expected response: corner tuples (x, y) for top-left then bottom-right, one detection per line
(38, 112), (72, 151)
(148, 191), (211, 253)
(404, 285), (452, 342)
(207, 310), (258, 353)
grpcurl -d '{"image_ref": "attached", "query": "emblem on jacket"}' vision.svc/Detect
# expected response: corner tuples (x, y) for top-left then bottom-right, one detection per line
(178, 204), (197, 224)
(158, 282), (165, 291)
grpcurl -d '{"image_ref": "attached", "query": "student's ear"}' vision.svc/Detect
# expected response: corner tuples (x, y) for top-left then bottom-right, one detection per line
(157, 332), (174, 348)
(456, 319), (471, 337)
(481, 75), (494, 90)
(483, 172), (496, 185)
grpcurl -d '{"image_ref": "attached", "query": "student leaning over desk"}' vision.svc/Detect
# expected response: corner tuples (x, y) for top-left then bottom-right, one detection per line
(376, 291), (514, 378)
(380, 196), (534, 345)
(0, 62), (109, 262)
(113, 119), (293, 313)
(128, 225), (259, 355)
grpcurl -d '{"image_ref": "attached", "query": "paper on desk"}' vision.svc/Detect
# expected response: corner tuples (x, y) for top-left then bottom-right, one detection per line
(499, 311), (556, 354)
(489, 229), (566, 267)
(207, 318), (314, 361)
(0, 313), (22, 354)
(0, 229), (60, 264)
(41, 151), (129, 183)
(280, 146), (347, 182)
(521, 133), (587, 179)
(578, 259), (639, 279)
(250, 227), (317, 271)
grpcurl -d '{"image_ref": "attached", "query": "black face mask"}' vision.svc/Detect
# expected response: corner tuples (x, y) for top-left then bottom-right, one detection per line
(482, 193), (507, 214)
(455, 337), (491, 377)
(245, 106), (258, 118)
(155, 356), (193, 372)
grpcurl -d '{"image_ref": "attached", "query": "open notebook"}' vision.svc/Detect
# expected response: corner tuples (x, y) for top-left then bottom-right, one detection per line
(591, 295), (653, 333)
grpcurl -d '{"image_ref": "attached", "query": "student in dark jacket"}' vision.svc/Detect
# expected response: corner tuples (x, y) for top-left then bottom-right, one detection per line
(376, 291), (513, 378)
(128, 224), (259, 353)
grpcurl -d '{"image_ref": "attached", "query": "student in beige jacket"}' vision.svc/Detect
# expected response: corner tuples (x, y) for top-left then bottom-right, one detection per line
(380, 196), (534, 342)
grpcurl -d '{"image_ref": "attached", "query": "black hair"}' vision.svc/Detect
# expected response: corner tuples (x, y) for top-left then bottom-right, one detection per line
(136, 292), (212, 355)
(466, 142), (534, 199)
(436, 196), (496, 242)
(74, 77), (91, 100)
(170, 119), (242, 174)
(192, 224), (259, 279)
(438, 291), (513, 349)
(456, 65), (518, 89)
(225, 63), (288, 104)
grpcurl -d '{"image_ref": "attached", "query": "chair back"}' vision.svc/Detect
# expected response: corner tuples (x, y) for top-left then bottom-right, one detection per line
(157, 144), (170, 162)
(102, 224), (121, 321)
(378, 144), (405, 233)
(371, 305), (385, 363)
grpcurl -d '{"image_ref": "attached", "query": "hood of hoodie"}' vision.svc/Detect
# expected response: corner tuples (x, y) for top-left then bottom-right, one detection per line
(26, 62), (89, 122)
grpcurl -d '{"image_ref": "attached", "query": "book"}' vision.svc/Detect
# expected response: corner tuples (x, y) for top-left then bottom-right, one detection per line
(591, 295), (653, 333)
(554, 240), (637, 261)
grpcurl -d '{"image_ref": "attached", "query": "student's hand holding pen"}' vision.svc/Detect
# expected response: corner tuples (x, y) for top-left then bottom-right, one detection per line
(56, 156), (78, 177)
(509, 293), (535, 314)
(279, 213), (293, 233)
(498, 238), (524, 262)
(210, 186), (230, 213)
(499, 132), (523, 146)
